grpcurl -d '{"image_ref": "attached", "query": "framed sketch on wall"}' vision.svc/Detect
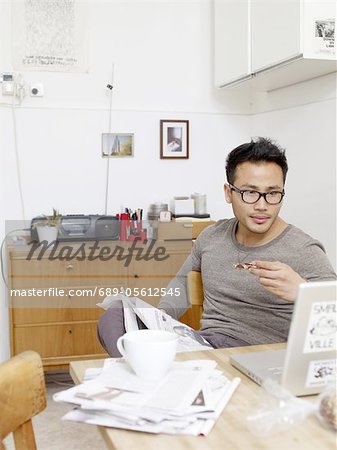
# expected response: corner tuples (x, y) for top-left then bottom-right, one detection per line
(160, 120), (189, 159)
(102, 133), (134, 157)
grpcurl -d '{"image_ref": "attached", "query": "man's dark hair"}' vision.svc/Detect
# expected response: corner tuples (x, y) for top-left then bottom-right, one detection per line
(225, 137), (288, 184)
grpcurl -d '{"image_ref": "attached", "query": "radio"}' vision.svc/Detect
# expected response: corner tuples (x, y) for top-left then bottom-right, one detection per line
(31, 214), (120, 242)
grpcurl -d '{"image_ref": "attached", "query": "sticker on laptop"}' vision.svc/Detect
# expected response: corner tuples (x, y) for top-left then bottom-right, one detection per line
(303, 301), (336, 353)
(305, 359), (336, 388)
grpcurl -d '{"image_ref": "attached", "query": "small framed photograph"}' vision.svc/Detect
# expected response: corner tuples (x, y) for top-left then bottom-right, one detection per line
(102, 133), (134, 157)
(160, 120), (189, 159)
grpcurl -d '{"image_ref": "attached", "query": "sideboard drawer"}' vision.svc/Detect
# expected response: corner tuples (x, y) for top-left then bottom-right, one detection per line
(12, 307), (104, 325)
(11, 286), (107, 324)
(13, 322), (105, 357)
(10, 258), (128, 288)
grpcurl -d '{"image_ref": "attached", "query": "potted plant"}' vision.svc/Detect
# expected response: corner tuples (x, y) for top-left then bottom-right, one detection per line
(35, 208), (60, 243)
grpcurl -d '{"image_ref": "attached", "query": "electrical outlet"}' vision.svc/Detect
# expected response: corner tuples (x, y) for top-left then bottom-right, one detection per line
(30, 83), (44, 97)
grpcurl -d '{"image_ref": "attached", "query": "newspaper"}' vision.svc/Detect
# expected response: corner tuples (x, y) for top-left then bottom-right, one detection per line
(97, 294), (212, 352)
(54, 358), (241, 436)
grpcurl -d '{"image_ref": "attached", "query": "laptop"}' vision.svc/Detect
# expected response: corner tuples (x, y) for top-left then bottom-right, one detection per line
(230, 281), (337, 396)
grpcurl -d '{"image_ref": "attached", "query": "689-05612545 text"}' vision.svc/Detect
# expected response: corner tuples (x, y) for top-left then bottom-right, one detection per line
(10, 286), (182, 298)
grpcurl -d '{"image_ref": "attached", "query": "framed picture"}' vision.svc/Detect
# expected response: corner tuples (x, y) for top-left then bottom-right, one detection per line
(160, 120), (189, 159)
(102, 133), (134, 157)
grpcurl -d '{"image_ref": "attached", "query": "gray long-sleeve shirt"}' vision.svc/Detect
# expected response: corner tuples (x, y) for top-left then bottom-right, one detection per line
(158, 218), (336, 344)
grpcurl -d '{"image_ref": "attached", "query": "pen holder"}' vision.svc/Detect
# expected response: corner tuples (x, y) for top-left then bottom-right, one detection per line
(126, 221), (147, 241)
(120, 216), (131, 241)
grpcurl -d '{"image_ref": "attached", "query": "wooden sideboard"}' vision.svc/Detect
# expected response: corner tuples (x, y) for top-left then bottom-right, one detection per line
(7, 239), (192, 371)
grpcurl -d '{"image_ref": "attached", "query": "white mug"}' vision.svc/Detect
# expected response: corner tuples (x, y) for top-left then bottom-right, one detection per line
(116, 330), (178, 380)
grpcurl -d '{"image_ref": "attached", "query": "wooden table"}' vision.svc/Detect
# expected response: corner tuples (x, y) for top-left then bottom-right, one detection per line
(69, 343), (335, 450)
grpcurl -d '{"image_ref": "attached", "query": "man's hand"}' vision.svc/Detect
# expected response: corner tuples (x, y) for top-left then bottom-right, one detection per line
(249, 260), (306, 302)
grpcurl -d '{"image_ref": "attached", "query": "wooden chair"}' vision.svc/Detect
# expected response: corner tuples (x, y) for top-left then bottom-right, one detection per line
(186, 270), (204, 329)
(0, 351), (47, 450)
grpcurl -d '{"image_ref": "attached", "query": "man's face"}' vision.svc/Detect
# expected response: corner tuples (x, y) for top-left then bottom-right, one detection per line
(224, 161), (284, 239)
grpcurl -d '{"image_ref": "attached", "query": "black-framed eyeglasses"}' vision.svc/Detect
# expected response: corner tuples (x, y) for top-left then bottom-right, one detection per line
(228, 182), (285, 205)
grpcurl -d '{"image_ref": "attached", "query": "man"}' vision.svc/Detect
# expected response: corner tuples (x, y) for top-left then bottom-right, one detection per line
(98, 137), (336, 354)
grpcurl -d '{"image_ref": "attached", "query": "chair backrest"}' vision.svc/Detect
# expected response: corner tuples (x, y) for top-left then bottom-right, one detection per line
(0, 351), (46, 450)
(186, 271), (204, 328)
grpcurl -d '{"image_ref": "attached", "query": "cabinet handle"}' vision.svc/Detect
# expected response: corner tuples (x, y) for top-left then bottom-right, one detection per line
(134, 274), (139, 278)
(66, 264), (74, 270)
(68, 329), (72, 334)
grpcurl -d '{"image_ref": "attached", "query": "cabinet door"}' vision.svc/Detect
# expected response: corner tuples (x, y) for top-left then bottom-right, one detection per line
(303, 1), (337, 60)
(10, 256), (128, 288)
(214, 0), (251, 87)
(251, 0), (302, 72)
(13, 322), (105, 358)
(12, 286), (105, 324)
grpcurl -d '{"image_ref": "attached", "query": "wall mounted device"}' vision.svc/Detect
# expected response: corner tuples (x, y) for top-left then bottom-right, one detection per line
(1, 73), (14, 95)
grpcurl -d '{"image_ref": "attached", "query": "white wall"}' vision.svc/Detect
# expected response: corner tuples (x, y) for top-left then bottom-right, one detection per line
(0, 1), (336, 361)
(1, 107), (249, 219)
(0, 0), (251, 222)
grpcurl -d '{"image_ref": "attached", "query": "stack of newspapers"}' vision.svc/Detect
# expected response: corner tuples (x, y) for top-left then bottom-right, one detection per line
(54, 358), (240, 436)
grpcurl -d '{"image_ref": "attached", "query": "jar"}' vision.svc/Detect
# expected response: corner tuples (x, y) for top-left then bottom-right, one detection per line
(193, 193), (207, 215)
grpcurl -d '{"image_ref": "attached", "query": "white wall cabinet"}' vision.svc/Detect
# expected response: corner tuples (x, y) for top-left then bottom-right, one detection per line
(214, 0), (251, 87)
(214, 0), (336, 91)
(251, 0), (302, 72)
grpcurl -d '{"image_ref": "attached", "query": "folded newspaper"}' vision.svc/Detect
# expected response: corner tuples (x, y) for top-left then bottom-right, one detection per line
(97, 294), (212, 352)
(54, 358), (241, 436)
